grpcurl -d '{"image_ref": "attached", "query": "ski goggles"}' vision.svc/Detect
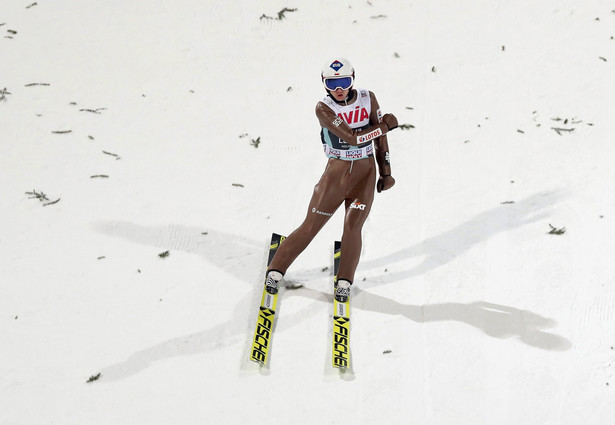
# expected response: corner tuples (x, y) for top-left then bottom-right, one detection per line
(323, 76), (354, 91)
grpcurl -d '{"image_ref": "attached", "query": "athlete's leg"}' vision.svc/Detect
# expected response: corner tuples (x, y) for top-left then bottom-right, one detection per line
(268, 210), (333, 274)
(269, 161), (345, 274)
(337, 198), (372, 282)
(337, 160), (377, 282)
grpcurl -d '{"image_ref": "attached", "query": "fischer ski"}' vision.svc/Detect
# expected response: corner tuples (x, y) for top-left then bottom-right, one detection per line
(332, 240), (351, 369)
(249, 233), (285, 365)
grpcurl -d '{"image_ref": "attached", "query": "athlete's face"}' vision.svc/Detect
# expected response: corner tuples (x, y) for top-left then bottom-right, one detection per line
(331, 88), (350, 102)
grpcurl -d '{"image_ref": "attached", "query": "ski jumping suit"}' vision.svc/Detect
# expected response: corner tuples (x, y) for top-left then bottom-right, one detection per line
(268, 88), (393, 283)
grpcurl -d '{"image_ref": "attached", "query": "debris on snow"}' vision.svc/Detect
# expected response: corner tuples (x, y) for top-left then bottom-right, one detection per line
(0, 87), (10, 101)
(79, 107), (107, 114)
(86, 373), (101, 383)
(551, 127), (575, 136)
(25, 189), (61, 207)
(260, 7), (298, 21)
(547, 224), (566, 235)
(102, 151), (120, 160)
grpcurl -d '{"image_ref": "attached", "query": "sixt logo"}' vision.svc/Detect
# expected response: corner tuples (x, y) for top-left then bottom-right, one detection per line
(330, 60), (343, 72)
(350, 202), (366, 210)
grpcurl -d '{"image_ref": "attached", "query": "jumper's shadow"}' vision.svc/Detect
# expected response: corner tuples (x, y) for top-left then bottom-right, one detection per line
(286, 287), (571, 351)
(96, 286), (570, 382)
(91, 221), (265, 282)
(92, 191), (562, 287)
(354, 291), (572, 351)
(91, 190), (569, 380)
(357, 190), (563, 285)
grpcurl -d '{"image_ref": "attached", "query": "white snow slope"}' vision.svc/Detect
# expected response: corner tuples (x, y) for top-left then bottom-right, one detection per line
(2, 1), (615, 424)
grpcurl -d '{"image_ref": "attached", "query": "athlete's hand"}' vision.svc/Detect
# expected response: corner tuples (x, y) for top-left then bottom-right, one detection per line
(377, 175), (395, 193)
(382, 113), (398, 131)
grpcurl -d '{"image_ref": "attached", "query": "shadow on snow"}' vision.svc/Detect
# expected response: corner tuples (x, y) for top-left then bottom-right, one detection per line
(91, 190), (570, 380)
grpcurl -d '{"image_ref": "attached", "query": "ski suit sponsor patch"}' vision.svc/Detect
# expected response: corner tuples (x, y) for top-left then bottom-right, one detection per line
(357, 127), (382, 144)
(337, 106), (369, 126)
(324, 145), (342, 158)
(312, 207), (334, 217)
(346, 150), (363, 159)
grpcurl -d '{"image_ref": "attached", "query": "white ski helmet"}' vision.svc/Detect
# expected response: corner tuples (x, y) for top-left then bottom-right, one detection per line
(321, 57), (355, 91)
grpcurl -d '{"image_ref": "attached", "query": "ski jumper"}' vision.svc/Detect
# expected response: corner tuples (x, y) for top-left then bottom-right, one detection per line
(268, 88), (392, 283)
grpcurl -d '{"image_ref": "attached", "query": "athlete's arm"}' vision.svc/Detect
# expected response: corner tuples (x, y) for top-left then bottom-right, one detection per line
(315, 100), (395, 147)
(369, 92), (396, 192)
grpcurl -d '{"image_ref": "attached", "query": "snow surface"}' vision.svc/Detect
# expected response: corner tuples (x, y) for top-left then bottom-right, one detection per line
(1, 1), (615, 424)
